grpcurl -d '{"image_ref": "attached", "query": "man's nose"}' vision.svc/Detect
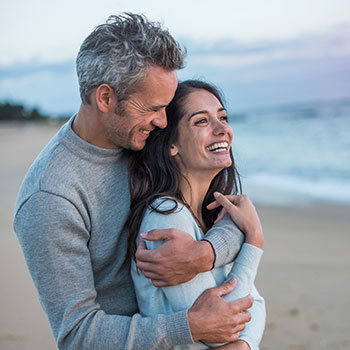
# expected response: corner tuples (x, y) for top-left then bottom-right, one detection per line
(152, 109), (167, 129)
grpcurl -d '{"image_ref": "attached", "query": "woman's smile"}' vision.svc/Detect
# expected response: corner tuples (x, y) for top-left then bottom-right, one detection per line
(171, 89), (233, 177)
(206, 141), (230, 153)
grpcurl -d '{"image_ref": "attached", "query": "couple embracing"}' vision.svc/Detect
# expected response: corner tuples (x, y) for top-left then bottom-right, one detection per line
(14, 13), (265, 349)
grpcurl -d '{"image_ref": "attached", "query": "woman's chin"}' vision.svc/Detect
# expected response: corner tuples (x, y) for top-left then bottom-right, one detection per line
(216, 159), (232, 169)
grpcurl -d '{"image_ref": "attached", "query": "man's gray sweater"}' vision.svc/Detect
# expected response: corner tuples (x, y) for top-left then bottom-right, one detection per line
(14, 117), (244, 349)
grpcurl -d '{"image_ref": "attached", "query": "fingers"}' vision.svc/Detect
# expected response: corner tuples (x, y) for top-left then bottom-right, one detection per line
(214, 192), (241, 209)
(140, 228), (173, 242)
(135, 261), (177, 287)
(207, 193), (243, 211)
(137, 240), (147, 251)
(233, 322), (246, 334)
(233, 294), (254, 312)
(214, 208), (227, 224)
(206, 200), (221, 210)
(135, 240), (147, 260)
(229, 322), (246, 340)
(135, 257), (167, 285)
(212, 278), (237, 297)
(151, 279), (171, 287)
(135, 240), (155, 263)
(135, 259), (155, 272)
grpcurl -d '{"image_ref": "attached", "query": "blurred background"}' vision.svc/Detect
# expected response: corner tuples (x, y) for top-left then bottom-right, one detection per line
(1, 1), (349, 349)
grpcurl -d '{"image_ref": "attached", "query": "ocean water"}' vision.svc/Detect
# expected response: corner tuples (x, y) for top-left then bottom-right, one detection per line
(229, 100), (350, 206)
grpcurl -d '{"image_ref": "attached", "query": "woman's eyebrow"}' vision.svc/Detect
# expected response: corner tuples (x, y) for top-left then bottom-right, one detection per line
(188, 110), (208, 120)
(188, 107), (226, 120)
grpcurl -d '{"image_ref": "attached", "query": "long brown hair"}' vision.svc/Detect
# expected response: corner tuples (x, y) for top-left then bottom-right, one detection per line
(125, 80), (241, 262)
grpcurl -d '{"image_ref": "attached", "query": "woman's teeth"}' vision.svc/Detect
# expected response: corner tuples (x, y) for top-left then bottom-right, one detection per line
(207, 142), (229, 152)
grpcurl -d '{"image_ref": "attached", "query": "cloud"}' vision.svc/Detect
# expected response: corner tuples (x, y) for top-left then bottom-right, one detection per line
(0, 60), (79, 116)
(179, 23), (350, 110)
(184, 22), (350, 69)
(0, 23), (349, 114)
(0, 60), (76, 79)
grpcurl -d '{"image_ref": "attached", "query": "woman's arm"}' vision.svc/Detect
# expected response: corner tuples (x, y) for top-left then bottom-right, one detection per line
(131, 201), (218, 316)
(208, 193), (266, 349)
(238, 285), (266, 350)
(223, 244), (263, 300)
(131, 200), (265, 349)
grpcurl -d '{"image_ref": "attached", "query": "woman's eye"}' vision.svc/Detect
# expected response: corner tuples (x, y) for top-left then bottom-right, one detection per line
(194, 118), (207, 125)
(220, 115), (228, 122)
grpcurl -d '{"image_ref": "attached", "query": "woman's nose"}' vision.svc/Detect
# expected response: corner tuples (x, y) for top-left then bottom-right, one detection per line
(213, 120), (231, 136)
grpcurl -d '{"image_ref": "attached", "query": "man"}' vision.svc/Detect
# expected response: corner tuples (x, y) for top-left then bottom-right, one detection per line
(14, 13), (255, 349)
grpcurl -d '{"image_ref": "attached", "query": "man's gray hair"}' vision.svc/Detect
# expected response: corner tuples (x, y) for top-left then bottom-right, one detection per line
(76, 13), (186, 104)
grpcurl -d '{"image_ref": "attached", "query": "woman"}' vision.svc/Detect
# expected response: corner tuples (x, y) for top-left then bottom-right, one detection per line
(127, 80), (265, 349)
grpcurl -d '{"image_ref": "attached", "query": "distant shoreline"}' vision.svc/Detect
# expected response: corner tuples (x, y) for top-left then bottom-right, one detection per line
(0, 118), (68, 126)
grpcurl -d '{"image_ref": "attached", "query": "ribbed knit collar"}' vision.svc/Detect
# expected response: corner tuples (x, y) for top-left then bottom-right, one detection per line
(58, 115), (124, 164)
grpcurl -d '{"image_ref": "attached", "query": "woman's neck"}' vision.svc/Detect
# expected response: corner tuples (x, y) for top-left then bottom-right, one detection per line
(180, 172), (214, 231)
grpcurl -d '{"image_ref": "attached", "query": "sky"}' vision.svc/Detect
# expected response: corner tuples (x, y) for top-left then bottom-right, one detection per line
(1, 0), (350, 114)
(2, 0), (350, 64)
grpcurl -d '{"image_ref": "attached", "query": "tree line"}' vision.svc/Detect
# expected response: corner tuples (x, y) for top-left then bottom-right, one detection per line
(0, 101), (49, 121)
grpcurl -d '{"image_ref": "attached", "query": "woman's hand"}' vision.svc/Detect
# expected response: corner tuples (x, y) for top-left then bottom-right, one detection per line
(207, 193), (264, 249)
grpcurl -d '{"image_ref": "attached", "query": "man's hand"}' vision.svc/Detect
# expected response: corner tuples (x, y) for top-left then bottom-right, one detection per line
(135, 228), (214, 287)
(188, 278), (253, 344)
(215, 340), (250, 350)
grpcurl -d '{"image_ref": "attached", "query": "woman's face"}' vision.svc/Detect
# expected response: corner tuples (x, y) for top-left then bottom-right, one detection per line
(171, 89), (233, 179)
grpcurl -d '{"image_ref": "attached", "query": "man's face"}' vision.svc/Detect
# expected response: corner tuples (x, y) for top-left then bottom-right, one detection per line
(103, 66), (178, 150)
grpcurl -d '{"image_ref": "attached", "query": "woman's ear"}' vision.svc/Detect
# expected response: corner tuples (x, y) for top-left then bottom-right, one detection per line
(170, 144), (179, 157)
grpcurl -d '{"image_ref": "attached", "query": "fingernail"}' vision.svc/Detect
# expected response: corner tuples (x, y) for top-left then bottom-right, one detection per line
(140, 232), (147, 238)
(214, 192), (219, 198)
(228, 277), (236, 284)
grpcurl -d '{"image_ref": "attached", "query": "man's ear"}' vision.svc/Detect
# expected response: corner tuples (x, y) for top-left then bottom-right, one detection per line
(170, 144), (179, 157)
(95, 84), (117, 113)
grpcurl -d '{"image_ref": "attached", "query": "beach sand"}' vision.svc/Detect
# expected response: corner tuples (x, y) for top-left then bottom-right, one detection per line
(1, 122), (349, 350)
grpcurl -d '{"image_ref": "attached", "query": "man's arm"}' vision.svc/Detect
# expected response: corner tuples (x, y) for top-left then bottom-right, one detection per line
(135, 214), (244, 286)
(14, 192), (192, 350)
(204, 214), (245, 267)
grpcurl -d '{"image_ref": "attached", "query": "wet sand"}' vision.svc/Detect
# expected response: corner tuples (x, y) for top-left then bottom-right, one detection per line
(1, 122), (349, 349)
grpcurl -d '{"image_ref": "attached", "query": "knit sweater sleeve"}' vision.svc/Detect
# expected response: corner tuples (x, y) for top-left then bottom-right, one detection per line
(238, 285), (266, 350)
(222, 244), (265, 350)
(204, 214), (245, 267)
(14, 191), (192, 350)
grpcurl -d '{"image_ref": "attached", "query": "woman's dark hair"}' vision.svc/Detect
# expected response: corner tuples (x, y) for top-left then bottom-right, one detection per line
(125, 80), (241, 262)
